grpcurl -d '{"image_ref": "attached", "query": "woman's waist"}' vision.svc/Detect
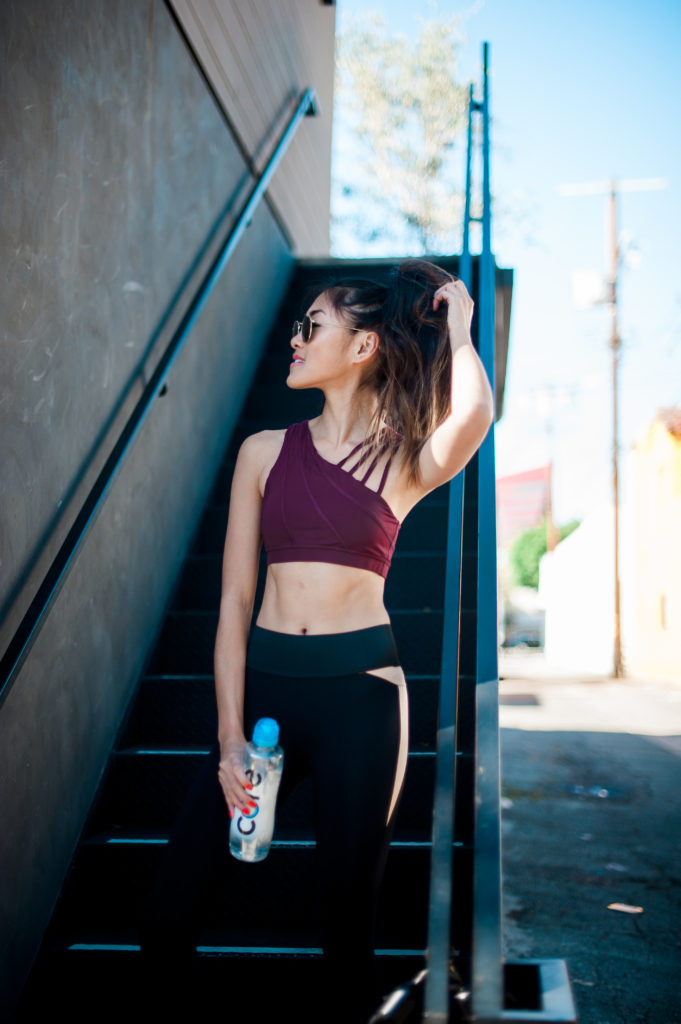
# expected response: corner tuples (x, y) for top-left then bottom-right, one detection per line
(257, 561), (388, 636)
(246, 622), (399, 677)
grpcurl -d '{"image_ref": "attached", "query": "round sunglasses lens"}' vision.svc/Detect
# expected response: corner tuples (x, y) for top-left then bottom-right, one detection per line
(292, 317), (314, 341)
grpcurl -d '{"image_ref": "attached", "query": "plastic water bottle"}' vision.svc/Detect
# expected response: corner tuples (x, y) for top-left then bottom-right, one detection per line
(229, 718), (284, 863)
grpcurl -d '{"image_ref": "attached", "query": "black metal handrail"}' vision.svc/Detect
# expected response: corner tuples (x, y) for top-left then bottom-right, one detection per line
(0, 87), (318, 709)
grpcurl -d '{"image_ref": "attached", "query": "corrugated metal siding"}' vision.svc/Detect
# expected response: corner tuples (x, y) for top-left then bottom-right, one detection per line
(169, 0), (335, 256)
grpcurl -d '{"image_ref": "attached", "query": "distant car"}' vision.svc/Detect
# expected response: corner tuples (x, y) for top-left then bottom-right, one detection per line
(501, 631), (542, 649)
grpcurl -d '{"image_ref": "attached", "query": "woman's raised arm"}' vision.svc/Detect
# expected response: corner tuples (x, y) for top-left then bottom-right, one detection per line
(417, 279), (495, 493)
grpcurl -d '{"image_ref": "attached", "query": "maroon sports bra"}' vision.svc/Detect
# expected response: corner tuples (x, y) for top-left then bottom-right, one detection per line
(260, 421), (401, 579)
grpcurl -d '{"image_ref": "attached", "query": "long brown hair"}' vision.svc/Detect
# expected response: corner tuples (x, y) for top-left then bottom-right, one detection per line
(322, 259), (455, 483)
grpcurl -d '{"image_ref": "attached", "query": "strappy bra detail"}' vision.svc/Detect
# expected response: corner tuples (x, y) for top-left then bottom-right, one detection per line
(260, 421), (402, 579)
(336, 436), (395, 496)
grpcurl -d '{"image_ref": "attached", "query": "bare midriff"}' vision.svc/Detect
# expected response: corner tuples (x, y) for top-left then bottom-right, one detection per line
(255, 561), (404, 686)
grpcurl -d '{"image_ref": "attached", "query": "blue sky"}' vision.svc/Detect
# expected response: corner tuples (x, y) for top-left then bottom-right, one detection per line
(332, 0), (681, 523)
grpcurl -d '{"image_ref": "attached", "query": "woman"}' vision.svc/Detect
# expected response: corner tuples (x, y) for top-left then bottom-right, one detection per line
(143, 259), (494, 1022)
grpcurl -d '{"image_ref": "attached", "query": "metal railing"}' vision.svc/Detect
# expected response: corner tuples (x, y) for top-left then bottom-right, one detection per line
(418, 43), (577, 1024)
(0, 87), (318, 709)
(423, 469), (465, 1023)
(470, 42), (504, 1020)
(423, 42), (499, 1022)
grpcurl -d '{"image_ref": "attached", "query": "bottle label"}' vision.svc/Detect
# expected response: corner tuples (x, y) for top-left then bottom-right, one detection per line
(229, 756), (282, 861)
(234, 768), (263, 835)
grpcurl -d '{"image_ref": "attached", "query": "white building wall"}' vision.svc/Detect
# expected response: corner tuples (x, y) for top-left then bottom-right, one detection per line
(540, 504), (615, 675)
(539, 454), (636, 676)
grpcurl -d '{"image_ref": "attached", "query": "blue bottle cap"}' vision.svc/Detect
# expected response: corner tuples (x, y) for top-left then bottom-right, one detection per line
(252, 717), (279, 748)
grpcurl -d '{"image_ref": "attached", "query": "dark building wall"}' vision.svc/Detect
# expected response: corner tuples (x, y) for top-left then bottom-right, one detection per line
(0, 0), (294, 1009)
(0, 0), (255, 640)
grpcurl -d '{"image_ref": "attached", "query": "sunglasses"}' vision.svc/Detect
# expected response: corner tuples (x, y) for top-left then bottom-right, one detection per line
(292, 315), (362, 343)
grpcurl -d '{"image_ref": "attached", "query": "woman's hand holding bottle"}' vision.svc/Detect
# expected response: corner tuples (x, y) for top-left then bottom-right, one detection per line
(218, 736), (255, 819)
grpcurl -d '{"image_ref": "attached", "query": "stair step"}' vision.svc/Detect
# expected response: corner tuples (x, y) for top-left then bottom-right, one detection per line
(89, 750), (436, 836)
(82, 830), (435, 848)
(43, 842), (432, 949)
(121, 674), (440, 751)
(146, 609), (444, 676)
(17, 946), (426, 1022)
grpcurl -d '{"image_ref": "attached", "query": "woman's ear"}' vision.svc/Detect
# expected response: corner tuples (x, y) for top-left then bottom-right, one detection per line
(353, 330), (380, 364)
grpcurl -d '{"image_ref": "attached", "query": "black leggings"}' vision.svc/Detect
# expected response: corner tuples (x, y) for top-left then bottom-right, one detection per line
(141, 625), (409, 1022)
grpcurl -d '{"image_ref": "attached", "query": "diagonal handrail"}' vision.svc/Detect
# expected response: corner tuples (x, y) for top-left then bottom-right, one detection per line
(0, 87), (318, 710)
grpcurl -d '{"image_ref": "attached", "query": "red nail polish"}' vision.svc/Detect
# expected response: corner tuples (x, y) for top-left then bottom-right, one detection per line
(229, 807), (233, 819)
(245, 784), (254, 790)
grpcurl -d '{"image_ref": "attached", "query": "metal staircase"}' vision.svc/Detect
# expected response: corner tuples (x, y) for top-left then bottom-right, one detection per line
(16, 261), (453, 1021)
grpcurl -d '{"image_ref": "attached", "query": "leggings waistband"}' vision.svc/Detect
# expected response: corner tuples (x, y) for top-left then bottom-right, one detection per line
(246, 624), (400, 678)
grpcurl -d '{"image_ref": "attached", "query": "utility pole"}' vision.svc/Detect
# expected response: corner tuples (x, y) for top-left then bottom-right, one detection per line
(558, 176), (667, 679)
(608, 179), (623, 679)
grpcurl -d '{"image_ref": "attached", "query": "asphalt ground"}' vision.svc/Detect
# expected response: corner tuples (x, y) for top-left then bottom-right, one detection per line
(498, 650), (681, 1024)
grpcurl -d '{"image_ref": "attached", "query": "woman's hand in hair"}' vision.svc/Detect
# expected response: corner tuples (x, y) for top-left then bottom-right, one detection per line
(413, 278), (493, 492)
(432, 279), (474, 349)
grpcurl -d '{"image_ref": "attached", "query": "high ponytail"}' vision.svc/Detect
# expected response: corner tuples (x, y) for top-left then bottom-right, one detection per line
(324, 259), (455, 484)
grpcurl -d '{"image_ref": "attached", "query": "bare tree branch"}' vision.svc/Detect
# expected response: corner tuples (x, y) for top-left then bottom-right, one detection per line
(334, 13), (468, 254)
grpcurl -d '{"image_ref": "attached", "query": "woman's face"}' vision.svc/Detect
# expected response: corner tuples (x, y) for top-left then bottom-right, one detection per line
(287, 293), (361, 391)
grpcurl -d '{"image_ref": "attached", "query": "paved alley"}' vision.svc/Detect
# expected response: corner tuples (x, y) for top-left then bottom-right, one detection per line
(499, 651), (681, 1024)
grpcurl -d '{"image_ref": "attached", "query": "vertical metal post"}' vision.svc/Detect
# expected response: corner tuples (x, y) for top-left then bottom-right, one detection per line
(423, 474), (464, 1023)
(424, 61), (475, 1024)
(425, 42), (503, 1023)
(460, 84), (475, 290)
(471, 41), (503, 1020)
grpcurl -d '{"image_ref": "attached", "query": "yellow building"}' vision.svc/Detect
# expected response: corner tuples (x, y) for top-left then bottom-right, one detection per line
(630, 409), (681, 683)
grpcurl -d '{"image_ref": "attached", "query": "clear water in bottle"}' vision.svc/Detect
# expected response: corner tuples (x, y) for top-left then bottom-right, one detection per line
(229, 717), (284, 863)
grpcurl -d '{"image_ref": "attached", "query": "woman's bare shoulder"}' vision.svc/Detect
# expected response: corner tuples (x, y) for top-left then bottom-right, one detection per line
(237, 428), (288, 492)
(239, 427), (287, 462)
